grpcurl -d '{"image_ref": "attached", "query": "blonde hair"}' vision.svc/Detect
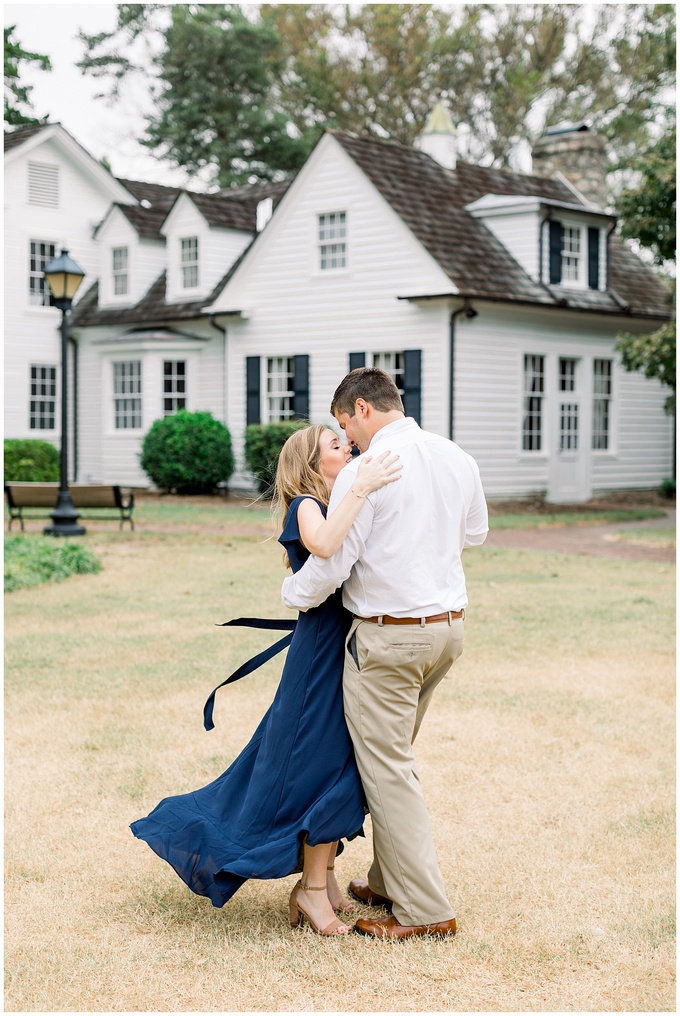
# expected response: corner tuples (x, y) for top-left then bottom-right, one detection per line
(271, 424), (331, 566)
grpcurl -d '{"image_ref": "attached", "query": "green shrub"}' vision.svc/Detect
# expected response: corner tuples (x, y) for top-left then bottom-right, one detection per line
(5, 536), (102, 593)
(659, 477), (676, 499)
(4, 439), (59, 481)
(244, 421), (310, 495)
(139, 411), (234, 494)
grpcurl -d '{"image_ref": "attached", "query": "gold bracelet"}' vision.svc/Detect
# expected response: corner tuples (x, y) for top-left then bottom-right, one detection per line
(351, 487), (367, 498)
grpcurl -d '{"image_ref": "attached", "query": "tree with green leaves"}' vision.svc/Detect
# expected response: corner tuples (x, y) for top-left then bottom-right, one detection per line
(77, 4), (675, 187)
(4, 26), (51, 127)
(615, 118), (675, 417)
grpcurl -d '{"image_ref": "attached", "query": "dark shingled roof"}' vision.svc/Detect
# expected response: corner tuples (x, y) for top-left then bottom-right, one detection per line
(333, 131), (671, 319)
(4, 122), (49, 151)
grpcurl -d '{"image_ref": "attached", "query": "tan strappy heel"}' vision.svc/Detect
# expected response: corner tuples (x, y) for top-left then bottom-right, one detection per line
(327, 865), (356, 914)
(289, 879), (352, 936)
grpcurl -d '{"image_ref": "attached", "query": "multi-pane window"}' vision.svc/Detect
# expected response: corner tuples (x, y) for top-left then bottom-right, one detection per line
(593, 358), (613, 450)
(29, 364), (57, 430)
(112, 247), (129, 296)
(29, 240), (57, 306)
(371, 351), (405, 395)
(558, 358), (579, 450)
(318, 212), (346, 270)
(180, 237), (199, 289)
(522, 355), (545, 451)
(113, 361), (142, 429)
(28, 162), (59, 207)
(562, 226), (581, 283)
(163, 360), (187, 415)
(267, 357), (295, 421)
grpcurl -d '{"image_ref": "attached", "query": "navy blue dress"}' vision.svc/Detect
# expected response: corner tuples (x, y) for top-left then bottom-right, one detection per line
(130, 496), (366, 908)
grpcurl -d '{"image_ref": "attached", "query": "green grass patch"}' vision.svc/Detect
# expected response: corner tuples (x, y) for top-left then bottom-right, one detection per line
(4, 536), (103, 593)
(610, 527), (676, 547)
(489, 508), (665, 530)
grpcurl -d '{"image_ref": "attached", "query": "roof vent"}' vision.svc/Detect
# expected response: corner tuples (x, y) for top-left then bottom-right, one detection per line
(140, 199), (152, 209)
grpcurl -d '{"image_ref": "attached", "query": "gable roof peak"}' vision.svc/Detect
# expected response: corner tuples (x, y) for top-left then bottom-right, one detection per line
(422, 101), (456, 137)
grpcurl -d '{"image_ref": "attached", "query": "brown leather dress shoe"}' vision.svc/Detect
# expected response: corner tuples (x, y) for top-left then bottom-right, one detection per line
(347, 878), (393, 910)
(354, 914), (457, 940)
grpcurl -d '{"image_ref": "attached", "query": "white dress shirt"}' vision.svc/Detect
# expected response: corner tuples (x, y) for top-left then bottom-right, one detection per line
(281, 417), (488, 616)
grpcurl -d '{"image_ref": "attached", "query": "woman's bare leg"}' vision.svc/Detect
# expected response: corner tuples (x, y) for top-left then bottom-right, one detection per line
(325, 841), (355, 913)
(296, 842), (351, 932)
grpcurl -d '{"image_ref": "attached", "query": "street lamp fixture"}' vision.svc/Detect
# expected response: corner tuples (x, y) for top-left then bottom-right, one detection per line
(42, 248), (86, 537)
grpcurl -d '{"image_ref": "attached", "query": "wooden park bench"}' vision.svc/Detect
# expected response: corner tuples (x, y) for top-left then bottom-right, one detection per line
(4, 482), (135, 532)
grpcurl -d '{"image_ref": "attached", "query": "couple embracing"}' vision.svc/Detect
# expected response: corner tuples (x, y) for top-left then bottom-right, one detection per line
(132, 367), (488, 939)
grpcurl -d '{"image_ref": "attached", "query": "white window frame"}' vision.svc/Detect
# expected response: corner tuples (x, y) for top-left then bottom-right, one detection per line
(29, 239), (57, 307)
(180, 237), (199, 289)
(29, 363), (57, 430)
(318, 211), (347, 271)
(368, 351), (405, 395)
(592, 358), (614, 452)
(265, 356), (295, 422)
(113, 360), (142, 430)
(112, 246), (129, 297)
(560, 223), (587, 288)
(163, 360), (187, 416)
(522, 354), (546, 453)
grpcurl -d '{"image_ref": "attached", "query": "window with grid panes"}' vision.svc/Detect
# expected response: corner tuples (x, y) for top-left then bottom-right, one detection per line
(180, 237), (199, 289)
(266, 357), (295, 421)
(592, 359), (612, 450)
(558, 358), (579, 450)
(371, 352), (405, 395)
(29, 364), (57, 429)
(318, 212), (346, 270)
(113, 361), (142, 429)
(522, 355), (545, 451)
(29, 240), (57, 306)
(163, 360), (187, 415)
(561, 226), (581, 283)
(112, 246), (128, 296)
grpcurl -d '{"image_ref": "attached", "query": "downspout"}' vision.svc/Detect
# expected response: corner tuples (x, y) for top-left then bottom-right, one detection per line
(449, 297), (477, 441)
(68, 334), (78, 481)
(209, 317), (228, 425)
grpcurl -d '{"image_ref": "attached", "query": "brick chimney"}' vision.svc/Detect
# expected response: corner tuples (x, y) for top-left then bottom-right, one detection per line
(532, 122), (610, 210)
(415, 101), (457, 171)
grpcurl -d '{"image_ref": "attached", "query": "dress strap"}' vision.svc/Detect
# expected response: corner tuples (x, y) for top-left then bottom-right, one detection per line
(203, 617), (297, 731)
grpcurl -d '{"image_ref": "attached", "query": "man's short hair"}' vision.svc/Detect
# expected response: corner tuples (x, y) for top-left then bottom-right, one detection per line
(330, 367), (404, 417)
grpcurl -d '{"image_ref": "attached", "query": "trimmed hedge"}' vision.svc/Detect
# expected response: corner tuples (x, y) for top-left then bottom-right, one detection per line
(244, 421), (309, 495)
(4, 439), (59, 482)
(140, 411), (235, 494)
(5, 536), (102, 593)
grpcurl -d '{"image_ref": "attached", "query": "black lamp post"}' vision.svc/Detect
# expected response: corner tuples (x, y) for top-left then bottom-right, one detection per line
(43, 248), (86, 537)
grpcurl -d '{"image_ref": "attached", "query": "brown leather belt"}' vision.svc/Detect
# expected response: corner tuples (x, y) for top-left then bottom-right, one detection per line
(354, 610), (464, 625)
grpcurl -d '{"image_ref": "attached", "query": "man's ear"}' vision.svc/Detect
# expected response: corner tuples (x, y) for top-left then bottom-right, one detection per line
(355, 398), (369, 418)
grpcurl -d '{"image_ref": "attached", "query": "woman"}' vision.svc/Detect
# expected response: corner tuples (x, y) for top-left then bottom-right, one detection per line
(131, 425), (400, 936)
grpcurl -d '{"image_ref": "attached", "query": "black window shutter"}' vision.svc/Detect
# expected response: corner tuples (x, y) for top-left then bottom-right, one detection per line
(245, 356), (260, 426)
(292, 354), (309, 419)
(402, 349), (422, 424)
(588, 227), (600, 289)
(548, 221), (563, 284)
(349, 352), (366, 370)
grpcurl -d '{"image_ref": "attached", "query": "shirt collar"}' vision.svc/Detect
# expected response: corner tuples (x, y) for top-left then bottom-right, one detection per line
(368, 417), (419, 449)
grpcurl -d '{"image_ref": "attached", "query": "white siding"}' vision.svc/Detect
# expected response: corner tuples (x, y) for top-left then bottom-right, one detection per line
(478, 210), (540, 279)
(4, 134), (129, 443)
(454, 303), (673, 498)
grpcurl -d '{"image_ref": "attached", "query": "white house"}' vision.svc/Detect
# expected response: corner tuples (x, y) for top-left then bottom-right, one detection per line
(6, 115), (673, 502)
(3, 123), (138, 456)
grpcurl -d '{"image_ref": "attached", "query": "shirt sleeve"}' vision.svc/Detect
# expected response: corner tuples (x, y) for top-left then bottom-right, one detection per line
(281, 464), (373, 611)
(464, 459), (489, 548)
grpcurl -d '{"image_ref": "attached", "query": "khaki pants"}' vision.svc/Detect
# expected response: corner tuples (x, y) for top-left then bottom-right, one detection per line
(343, 617), (465, 926)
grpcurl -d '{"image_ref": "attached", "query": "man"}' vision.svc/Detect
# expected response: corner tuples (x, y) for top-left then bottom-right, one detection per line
(281, 368), (488, 939)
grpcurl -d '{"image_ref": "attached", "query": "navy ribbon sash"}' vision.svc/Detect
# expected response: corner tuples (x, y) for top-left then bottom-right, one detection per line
(203, 617), (297, 731)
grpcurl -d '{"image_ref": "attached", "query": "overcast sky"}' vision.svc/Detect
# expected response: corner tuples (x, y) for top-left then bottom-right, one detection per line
(4, 2), (192, 185)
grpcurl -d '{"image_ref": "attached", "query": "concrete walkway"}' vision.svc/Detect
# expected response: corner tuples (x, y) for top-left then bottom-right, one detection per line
(485, 509), (675, 562)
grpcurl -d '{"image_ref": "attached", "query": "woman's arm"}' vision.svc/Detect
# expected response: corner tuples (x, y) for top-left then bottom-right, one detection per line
(297, 451), (401, 558)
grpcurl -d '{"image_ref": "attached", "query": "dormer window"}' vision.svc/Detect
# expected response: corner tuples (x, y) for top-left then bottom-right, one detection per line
(318, 212), (346, 270)
(561, 227), (581, 283)
(180, 237), (199, 289)
(112, 246), (129, 296)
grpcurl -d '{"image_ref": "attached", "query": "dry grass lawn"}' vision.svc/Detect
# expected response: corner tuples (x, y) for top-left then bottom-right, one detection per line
(4, 518), (675, 1012)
